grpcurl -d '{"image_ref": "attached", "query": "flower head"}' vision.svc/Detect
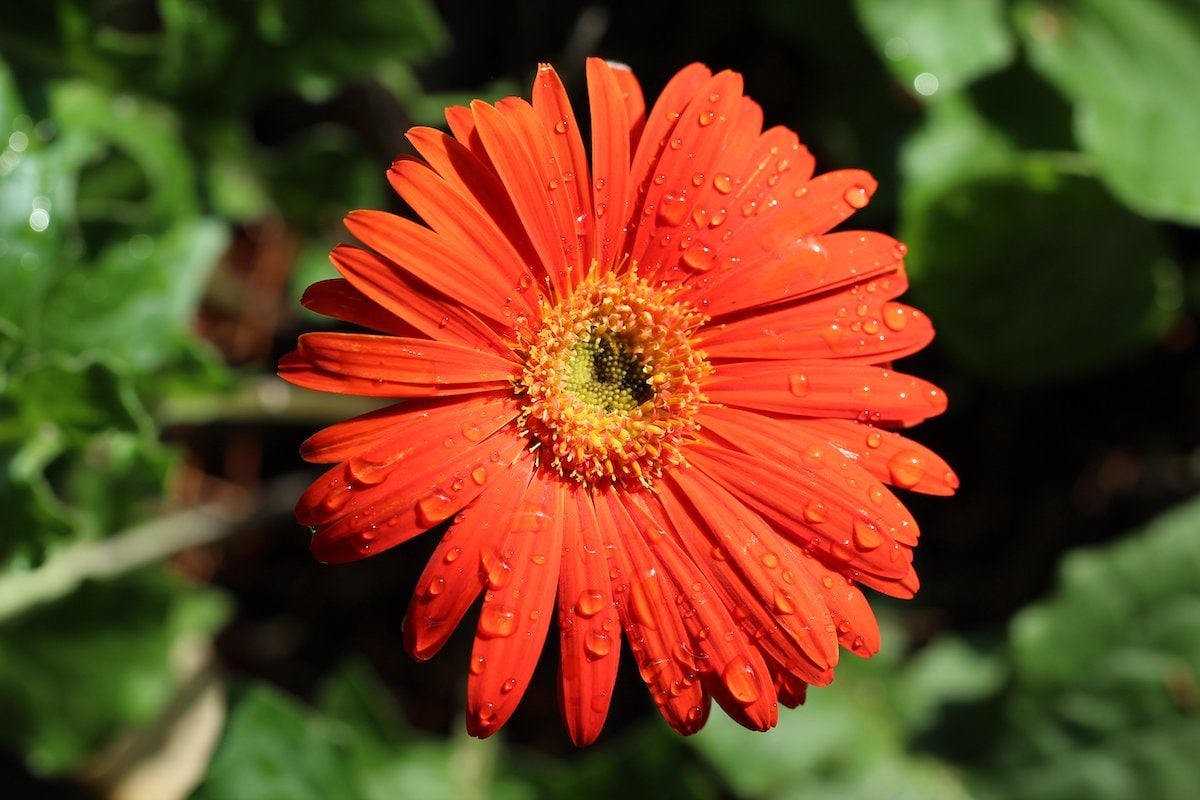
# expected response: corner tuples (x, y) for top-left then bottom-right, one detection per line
(280, 59), (957, 745)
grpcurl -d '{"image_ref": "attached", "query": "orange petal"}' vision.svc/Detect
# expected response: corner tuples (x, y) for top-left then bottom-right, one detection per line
(387, 159), (544, 311)
(657, 471), (839, 676)
(699, 404), (921, 547)
(698, 271), (934, 364)
(300, 278), (419, 337)
(533, 62), (593, 292)
(344, 210), (538, 330)
(586, 58), (634, 269)
(556, 483), (621, 745)
(801, 418), (959, 496)
(302, 417), (526, 564)
(466, 471), (566, 738)
(685, 442), (917, 598)
(681, 231), (907, 318)
(403, 449), (537, 660)
(704, 360), (947, 426)
(328, 245), (512, 355)
(622, 493), (779, 732)
(406, 126), (542, 274)
(284, 331), (516, 387)
(592, 488), (711, 734)
(608, 60), (646, 148)
(471, 98), (581, 298)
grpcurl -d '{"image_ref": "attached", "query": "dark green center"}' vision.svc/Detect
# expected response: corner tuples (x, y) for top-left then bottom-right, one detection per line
(563, 335), (653, 412)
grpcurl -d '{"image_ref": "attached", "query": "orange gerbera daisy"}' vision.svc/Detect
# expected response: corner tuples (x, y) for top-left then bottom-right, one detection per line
(280, 59), (957, 745)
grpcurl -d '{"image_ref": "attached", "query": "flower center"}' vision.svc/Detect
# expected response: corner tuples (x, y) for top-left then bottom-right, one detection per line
(518, 270), (710, 486)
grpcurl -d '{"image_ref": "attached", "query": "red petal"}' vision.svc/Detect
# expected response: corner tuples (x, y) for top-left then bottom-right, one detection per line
(680, 231), (907, 318)
(803, 418), (959, 496)
(699, 404), (921, 547)
(406, 126), (542, 275)
(471, 98), (581, 298)
(533, 62), (593, 290)
(627, 70), (747, 273)
(300, 278), (419, 337)
(329, 245), (512, 355)
(403, 448), (537, 660)
(656, 471), (839, 676)
(622, 494), (779, 732)
(592, 488), (711, 734)
(466, 471), (566, 738)
(387, 159), (544, 312)
(556, 483), (621, 745)
(608, 61), (646, 149)
(343, 209), (536, 329)
(586, 58), (634, 269)
(685, 442), (918, 598)
(704, 360), (947, 426)
(444, 104), (489, 165)
(280, 332), (516, 397)
(302, 414), (526, 564)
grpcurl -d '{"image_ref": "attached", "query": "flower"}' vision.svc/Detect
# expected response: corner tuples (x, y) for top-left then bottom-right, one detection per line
(279, 59), (957, 745)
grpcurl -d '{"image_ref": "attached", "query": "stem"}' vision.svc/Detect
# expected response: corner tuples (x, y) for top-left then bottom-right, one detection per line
(154, 377), (385, 427)
(0, 474), (309, 621)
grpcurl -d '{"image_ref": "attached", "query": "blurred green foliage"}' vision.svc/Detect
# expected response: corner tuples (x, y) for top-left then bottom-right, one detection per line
(0, 0), (1197, 797)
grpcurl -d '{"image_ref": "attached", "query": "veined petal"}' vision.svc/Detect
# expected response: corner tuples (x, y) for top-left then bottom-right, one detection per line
(608, 61), (646, 148)
(281, 332), (516, 397)
(686, 442), (918, 598)
(621, 493), (779, 731)
(467, 469), (566, 738)
(802, 418), (959, 496)
(387, 158), (544, 309)
(681, 231), (907, 318)
(592, 489), (711, 735)
(472, 97), (581, 297)
(302, 420), (526, 564)
(557, 483), (621, 745)
(587, 57), (634, 269)
(300, 278), (419, 337)
(329, 245), (512, 355)
(403, 449), (538, 661)
(533, 62), (594, 292)
(344, 209), (538, 329)
(704, 360), (947, 426)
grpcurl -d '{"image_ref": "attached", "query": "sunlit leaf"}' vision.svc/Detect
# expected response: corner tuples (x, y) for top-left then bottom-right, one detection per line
(1015, 0), (1200, 225)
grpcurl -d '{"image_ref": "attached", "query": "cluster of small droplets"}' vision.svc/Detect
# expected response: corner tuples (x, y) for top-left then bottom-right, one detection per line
(518, 268), (710, 486)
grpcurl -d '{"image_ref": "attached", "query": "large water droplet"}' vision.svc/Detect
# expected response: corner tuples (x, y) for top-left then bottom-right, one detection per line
(843, 185), (870, 209)
(585, 631), (612, 659)
(575, 590), (605, 618)
(417, 491), (455, 526)
(444, 546), (462, 564)
(722, 656), (761, 704)
(713, 173), (734, 194)
(657, 194), (688, 226)
(680, 246), (717, 272)
(554, 118), (568, 134)
(424, 576), (446, 598)
(853, 519), (884, 550)
(883, 303), (909, 331)
(698, 110), (716, 126)
(481, 549), (512, 589)
(479, 605), (518, 638)
(887, 451), (925, 488)
(788, 372), (810, 397)
(772, 589), (796, 615)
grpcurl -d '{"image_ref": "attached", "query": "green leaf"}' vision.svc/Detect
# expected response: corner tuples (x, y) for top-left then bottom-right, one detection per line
(902, 154), (1182, 384)
(690, 618), (973, 800)
(855, 0), (1015, 100)
(988, 495), (1200, 799)
(0, 568), (229, 775)
(1015, 0), (1200, 225)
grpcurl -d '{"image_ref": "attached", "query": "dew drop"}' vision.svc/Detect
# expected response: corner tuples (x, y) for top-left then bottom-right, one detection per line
(416, 491), (455, 526)
(554, 118), (568, 134)
(680, 246), (717, 272)
(668, 137), (683, 150)
(575, 590), (606, 618)
(470, 467), (488, 485)
(481, 549), (512, 589)
(691, 172), (705, 187)
(887, 451), (925, 488)
(530, 553), (547, 565)
(866, 430), (883, 449)
(698, 110), (716, 126)
(713, 173), (734, 194)
(883, 303), (909, 331)
(478, 605), (518, 638)
(585, 631), (612, 659)
(788, 371), (810, 397)
(501, 677), (518, 694)
(462, 424), (484, 442)
(722, 656), (761, 704)
(424, 576), (446, 598)
(760, 552), (780, 569)
(548, 178), (560, 190)
(444, 546), (462, 564)
(772, 589), (796, 615)
(853, 519), (884, 550)
(471, 656), (486, 675)
(804, 502), (827, 524)
(821, 575), (834, 589)
(843, 185), (870, 209)
(657, 194), (688, 226)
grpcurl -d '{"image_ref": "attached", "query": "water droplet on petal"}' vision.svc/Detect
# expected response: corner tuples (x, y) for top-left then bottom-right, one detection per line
(866, 430), (883, 448)
(883, 303), (909, 331)
(713, 173), (734, 194)
(585, 631), (612, 659)
(444, 546), (462, 564)
(773, 589), (796, 614)
(471, 656), (486, 675)
(417, 491), (455, 526)
(424, 576), (445, 598)
(471, 467), (488, 485)
(657, 194), (688, 226)
(854, 519), (884, 550)
(843, 185), (870, 209)
(804, 502), (827, 523)
(722, 656), (761, 704)
(681, 246), (717, 272)
(887, 451), (925, 488)
(698, 110), (716, 126)
(555, 118), (568, 134)
(575, 590), (605, 618)
(788, 372), (810, 397)
(479, 605), (518, 638)
(760, 552), (779, 569)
